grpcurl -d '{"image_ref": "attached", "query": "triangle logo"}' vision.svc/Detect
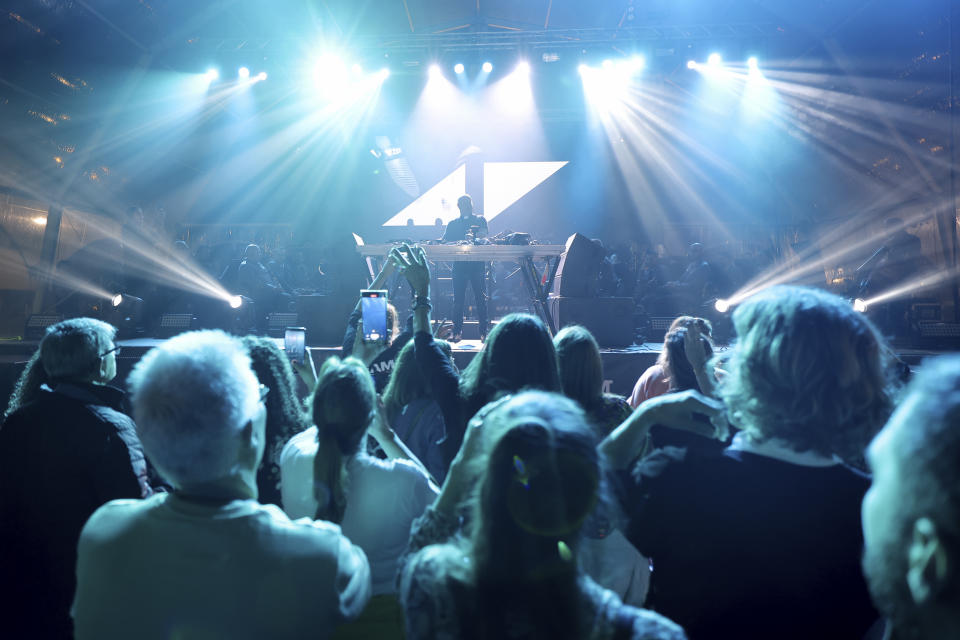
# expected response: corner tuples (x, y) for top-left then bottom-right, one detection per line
(381, 164), (466, 227)
(482, 161), (568, 221)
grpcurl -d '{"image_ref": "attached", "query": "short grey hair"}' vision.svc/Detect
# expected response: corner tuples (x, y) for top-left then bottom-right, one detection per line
(715, 285), (894, 460)
(128, 330), (260, 487)
(40, 317), (116, 382)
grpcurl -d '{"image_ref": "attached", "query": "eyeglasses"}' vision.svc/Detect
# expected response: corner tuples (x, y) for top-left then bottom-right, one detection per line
(99, 345), (122, 358)
(258, 384), (270, 403)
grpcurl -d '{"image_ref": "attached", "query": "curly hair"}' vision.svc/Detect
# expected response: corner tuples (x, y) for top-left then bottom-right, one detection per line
(715, 286), (895, 460)
(241, 336), (311, 504)
(4, 350), (47, 421)
(310, 357), (376, 523)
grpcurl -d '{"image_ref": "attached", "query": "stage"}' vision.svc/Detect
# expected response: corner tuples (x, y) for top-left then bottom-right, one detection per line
(0, 336), (944, 405)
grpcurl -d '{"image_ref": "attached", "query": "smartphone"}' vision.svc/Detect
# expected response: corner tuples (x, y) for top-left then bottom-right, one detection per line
(284, 327), (306, 362)
(361, 290), (388, 343)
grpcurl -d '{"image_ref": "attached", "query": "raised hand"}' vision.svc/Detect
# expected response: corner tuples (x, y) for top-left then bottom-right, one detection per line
(395, 244), (430, 296)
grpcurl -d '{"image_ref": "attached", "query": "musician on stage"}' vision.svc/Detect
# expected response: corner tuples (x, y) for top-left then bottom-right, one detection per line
(442, 194), (489, 342)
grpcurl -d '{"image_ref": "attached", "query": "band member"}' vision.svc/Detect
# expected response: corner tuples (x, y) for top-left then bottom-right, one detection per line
(442, 195), (488, 342)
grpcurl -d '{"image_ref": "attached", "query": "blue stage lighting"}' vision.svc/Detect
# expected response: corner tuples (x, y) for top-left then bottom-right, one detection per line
(747, 56), (759, 70)
(707, 53), (722, 67)
(429, 64), (443, 79)
(631, 55), (646, 71)
(256, 71), (267, 81)
(516, 60), (530, 74)
(204, 68), (219, 82)
(482, 61), (493, 73)
(379, 67), (391, 79)
(238, 67), (250, 80)
(602, 59), (614, 70)
(454, 63), (464, 74)
(578, 63), (589, 76)
(351, 63), (363, 75)
(686, 59), (697, 70)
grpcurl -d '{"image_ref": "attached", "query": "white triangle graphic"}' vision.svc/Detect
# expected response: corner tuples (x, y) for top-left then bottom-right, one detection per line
(381, 165), (466, 227)
(482, 161), (568, 221)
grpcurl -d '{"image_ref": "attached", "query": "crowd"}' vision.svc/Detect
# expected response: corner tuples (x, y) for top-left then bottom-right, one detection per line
(0, 242), (958, 640)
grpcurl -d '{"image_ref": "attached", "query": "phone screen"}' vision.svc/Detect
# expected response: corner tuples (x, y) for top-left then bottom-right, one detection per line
(361, 290), (388, 343)
(284, 327), (306, 362)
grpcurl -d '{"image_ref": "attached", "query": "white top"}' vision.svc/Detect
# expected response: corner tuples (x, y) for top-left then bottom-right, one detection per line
(73, 493), (371, 640)
(280, 427), (438, 595)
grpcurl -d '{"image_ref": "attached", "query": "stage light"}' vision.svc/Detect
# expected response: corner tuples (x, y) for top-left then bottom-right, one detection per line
(351, 63), (363, 75)
(715, 298), (730, 313)
(32, 216), (46, 225)
(853, 298), (868, 313)
(111, 293), (123, 307)
(602, 59), (614, 70)
(256, 71), (267, 81)
(378, 67), (390, 79)
(454, 63), (464, 74)
(747, 57), (759, 71)
(238, 67), (250, 80)
(229, 295), (243, 309)
(630, 55), (646, 72)
(482, 61), (493, 73)
(429, 64), (443, 79)
(578, 63), (589, 76)
(707, 53), (722, 67)
(686, 59), (697, 70)
(516, 60), (530, 74)
(204, 68), (219, 82)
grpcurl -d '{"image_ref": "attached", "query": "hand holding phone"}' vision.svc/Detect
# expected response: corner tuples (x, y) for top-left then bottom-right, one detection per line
(284, 327), (306, 363)
(361, 290), (388, 344)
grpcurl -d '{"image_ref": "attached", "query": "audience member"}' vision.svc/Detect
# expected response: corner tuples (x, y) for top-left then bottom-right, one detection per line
(602, 285), (894, 639)
(629, 316), (713, 409)
(399, 391), (686, 640)
(554, 325), (632, 436)
(862, 355), (960, 640)
(0, 318), (151, 639)
(241, 335), (312, 507)
(280, 357), (436, 638)
(341, 248), (411, 392)
(72, 331), (370, 639)
(381, 338), (455, 483)
(396, 244), (561, 467)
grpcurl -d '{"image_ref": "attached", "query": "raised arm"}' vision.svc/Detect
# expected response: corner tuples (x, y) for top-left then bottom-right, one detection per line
(341, 251), (399, 355)
(600, 390), (727, 470)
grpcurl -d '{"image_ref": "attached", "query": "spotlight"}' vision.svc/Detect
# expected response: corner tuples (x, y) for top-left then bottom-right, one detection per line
(516, 60), (530, 74)
(602, 59), (614, 70)
(454, 63), (464, 74)
(256, 71), (267, 81)
(853, 298), (868, 313)
(238, 67), (250, 80)
(707, 53), (722, 67)
(204, 68), (219, 82)
(578, 63), (589, 76)
(351, 63), (363, 75)
(630, 55), (646, 71)
(111, 293), (123, 308)
(747, 57), (759, 70)
(686, 59), (697, 70)
(229, 295), (243, 309)
(378, 67), (390, 79)
(429, 64), (443, 79)
(715, 298), (730, 314)
(482, 61), (493, 73)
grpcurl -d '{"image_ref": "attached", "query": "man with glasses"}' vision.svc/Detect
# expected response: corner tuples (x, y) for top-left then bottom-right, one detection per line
(73, 330), (371, 639)
(0, 317), (151, 639)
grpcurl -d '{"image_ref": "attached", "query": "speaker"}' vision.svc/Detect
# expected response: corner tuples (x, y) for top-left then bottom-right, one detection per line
(24, 314), (63, 340)
(158, 313), (196, 338)
(552, 233), (602, 298)
(266, 312), (299, 338)
(550, 297), (634, 347)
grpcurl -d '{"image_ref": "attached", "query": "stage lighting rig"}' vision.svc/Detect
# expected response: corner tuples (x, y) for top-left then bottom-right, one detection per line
(715, 298), (731, 313)
(229, 295), (243, 309)
(454, 63), (464, 74)
(482, 61), (493, 73)
(238, 67), (250, 80)
(853, 298), (868, 313)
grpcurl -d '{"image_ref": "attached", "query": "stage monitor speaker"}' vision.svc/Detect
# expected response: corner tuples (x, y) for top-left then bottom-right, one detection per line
(267, 312), (299, 338)
(158, 313), (196, 338)
(917, 321), (960, 349)
(297, 294), (357, 346)
(24, 314), (63, 340)
(550, 296), (634, 347)
(552, 233), (602, 298)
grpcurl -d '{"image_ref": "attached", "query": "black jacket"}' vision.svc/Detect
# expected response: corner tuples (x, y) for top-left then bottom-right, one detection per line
(0, 382), (152, 639)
